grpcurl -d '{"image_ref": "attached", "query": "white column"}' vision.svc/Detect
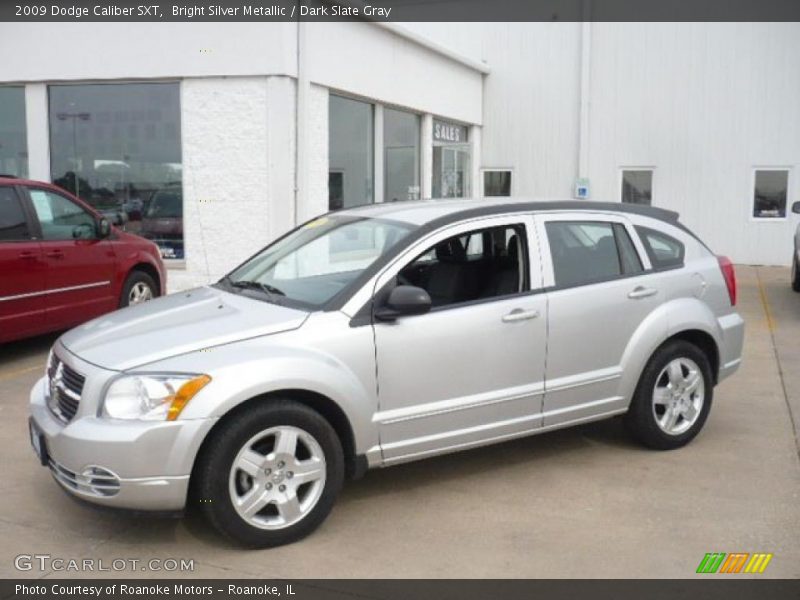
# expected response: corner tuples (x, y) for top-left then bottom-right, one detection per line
(266, 76), (297, 241)
(421, 113), (433, 199)
(469, 124), (481, 199)
(25, 84), (50, 181)
(373, 104), (384, 204)
(294, 21), (308, 223)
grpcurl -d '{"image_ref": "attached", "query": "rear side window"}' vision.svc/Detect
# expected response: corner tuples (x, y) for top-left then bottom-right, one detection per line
(546, 221), (643, 288)
(635, 226), (685, 270)
(0, 187), (30, 241)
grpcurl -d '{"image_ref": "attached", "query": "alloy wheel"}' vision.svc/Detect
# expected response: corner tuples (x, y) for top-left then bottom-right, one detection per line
(651, 357), (705, 435)
(128, 282), (153, 305)
(228, 426), (327, 530)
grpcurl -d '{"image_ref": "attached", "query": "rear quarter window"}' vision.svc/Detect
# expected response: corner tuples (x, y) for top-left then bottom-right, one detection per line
(635, 226), (685, 269)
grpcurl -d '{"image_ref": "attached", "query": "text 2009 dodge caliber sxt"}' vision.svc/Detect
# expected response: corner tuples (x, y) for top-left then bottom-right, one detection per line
(29, 198), (744, 547)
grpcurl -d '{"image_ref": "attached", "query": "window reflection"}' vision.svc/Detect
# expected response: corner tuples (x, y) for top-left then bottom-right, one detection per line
(0, 87), (28, 178)
(49, 83), (183, 259)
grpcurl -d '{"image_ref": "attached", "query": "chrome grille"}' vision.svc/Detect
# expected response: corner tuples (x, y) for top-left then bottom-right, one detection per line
(47, 354), (85, 423)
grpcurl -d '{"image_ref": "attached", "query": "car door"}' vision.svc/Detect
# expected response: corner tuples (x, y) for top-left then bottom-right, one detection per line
(535, 213), (660, 426)
(24, 186), (118, 330)
(0, 185), (48, 342)
(370, 215), (548, 463)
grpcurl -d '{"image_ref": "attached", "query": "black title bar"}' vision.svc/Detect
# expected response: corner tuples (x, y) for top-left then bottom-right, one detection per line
(3, 0), (800, 22)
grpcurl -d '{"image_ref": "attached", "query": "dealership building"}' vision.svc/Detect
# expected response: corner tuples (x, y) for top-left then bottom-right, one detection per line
(1, 21), (799, 290)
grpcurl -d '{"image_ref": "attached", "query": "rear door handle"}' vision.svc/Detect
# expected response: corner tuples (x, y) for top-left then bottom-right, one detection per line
(628, 286), (658, 299)
(18, 251), (38, 260)
(45, 250), (64, 259)
(502, 308), (540, 323)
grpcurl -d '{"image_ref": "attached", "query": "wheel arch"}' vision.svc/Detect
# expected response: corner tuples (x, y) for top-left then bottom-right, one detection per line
(127, 262), (162, 296)
(620, 297), (724, 404)
(189, 388), (364, 496)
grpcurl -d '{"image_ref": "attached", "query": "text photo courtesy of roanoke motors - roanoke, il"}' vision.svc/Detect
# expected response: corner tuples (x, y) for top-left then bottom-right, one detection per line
(1, 1), (800, 600)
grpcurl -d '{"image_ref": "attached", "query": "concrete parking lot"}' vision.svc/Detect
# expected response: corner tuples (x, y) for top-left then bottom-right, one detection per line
(1, 266), (798, 579)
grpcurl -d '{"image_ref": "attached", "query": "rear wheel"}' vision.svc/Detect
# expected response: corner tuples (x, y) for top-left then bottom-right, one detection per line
(625, 340), (713, 450)
(195, 400), (344, 547)
(791, 254), (800, 292)
(119, 271), (157, 307)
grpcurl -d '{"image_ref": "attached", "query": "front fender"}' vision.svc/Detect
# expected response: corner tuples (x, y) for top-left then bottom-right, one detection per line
(618, 297), (723, 405)
(144, 337), (378, 457)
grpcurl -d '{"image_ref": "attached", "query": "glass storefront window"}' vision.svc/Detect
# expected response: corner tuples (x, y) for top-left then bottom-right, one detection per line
(329, 95), (373, 210)
(432, 119), (470, 199)
(0, 87), (29, 178)
(383, 108), (420, 202)
(49, 83), (183, 259)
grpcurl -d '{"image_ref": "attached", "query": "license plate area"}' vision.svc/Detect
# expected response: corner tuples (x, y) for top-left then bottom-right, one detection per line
(29, 418), (48, 467)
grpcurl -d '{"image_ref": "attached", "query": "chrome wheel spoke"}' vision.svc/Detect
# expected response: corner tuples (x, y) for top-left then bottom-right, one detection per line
(238, 484), (269, 517)
(661, 405), (680, 431)
(667, 361), (685, 387)
(237, 449), (266, 478)
(291, 458), (324, 485)
(682, 401), (699, 422)
(276, 493), (302, 522)
(653, 387), (672, 405)
(274, 428), (298, 457)
(684, 370), (701, 395)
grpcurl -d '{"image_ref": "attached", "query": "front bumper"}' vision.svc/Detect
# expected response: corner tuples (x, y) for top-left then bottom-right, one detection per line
(29, 377), (216, 511)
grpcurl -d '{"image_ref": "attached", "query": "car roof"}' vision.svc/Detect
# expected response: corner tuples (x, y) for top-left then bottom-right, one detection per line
(335, 197), (680, 228)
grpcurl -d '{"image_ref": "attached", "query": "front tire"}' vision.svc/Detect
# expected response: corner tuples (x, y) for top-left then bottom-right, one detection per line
(119, 271), (157, 307)
(791, 254), (800, 292)
(194, 400), (344, 547)
(624, 340), (713, 450)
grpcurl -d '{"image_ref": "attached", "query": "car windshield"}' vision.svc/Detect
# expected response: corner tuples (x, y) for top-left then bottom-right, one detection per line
(222, 215), (414, 309)
(146, 191), (182, 218)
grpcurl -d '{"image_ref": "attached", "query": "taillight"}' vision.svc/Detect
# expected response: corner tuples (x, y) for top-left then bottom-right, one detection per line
(717, 256), (737, 306)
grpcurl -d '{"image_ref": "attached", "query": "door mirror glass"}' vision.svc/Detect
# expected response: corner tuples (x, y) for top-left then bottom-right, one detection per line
(97, 217), (111, 238)
(792, 201), (800, 215)
(376, 285), (431, 321)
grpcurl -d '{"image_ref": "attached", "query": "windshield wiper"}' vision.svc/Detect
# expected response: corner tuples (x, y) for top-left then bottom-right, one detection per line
(228, 279), (286, 297)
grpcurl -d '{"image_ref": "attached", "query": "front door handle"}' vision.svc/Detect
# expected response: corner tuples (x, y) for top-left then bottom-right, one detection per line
(45, 250), (64, 259)
(628, 286), (658, 299)
(18, 251), (37, 260)
(502, 308), (540, 323)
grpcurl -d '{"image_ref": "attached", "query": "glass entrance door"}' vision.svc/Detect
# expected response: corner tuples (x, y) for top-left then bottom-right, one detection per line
(433, 145), (471, 198)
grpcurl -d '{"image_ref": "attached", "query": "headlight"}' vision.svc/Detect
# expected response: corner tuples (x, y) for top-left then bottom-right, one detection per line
(102, 374), (211, 421)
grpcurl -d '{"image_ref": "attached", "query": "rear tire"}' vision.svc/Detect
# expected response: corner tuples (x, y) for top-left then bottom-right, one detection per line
(791, 254), (800, 292)
(119, 271), (157, 307)
(194, 400), (344, 548)
(624, 340), (713, 450)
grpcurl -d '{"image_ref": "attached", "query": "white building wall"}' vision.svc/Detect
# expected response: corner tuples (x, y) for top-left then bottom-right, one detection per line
(176, 76), (275, 291)
(304, 84), (330, 223)
(586, 22), (800, 265)
(1, 22), (297, 81)
(305, 22), (484, 125)
(479, 23), (584, 198)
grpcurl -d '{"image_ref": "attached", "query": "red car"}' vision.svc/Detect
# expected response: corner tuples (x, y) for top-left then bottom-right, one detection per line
(0, 177), (166, 344)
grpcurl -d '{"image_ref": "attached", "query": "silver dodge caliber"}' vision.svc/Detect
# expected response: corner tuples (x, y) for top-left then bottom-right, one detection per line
(29, 199), (744, 547)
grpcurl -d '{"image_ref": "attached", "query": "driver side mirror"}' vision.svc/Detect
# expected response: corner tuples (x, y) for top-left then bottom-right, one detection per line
(97, 217), (111, 238)
(792, 201), (800, 214)
(375, 285), (432, 321)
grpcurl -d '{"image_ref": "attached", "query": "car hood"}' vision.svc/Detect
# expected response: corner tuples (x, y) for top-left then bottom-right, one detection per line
(59, 286), (309, 371)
